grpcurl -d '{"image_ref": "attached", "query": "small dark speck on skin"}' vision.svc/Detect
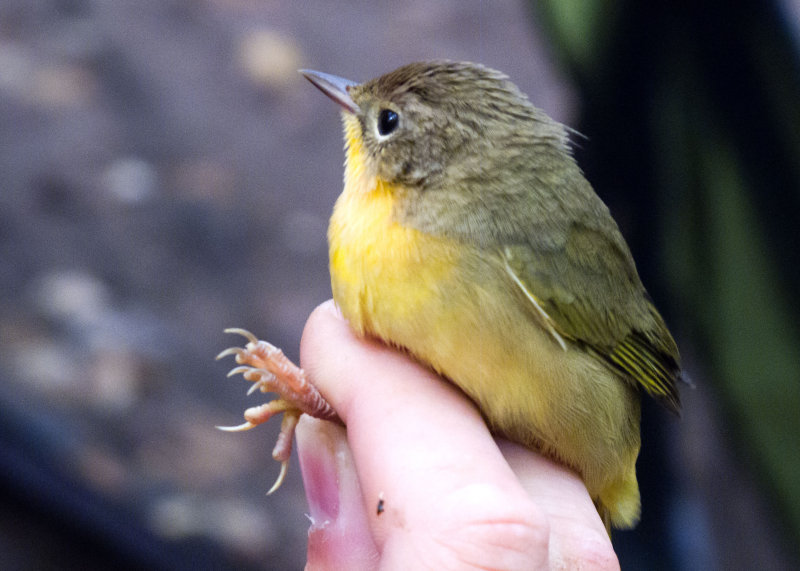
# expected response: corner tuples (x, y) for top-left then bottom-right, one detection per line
(377, 494), (385, 515)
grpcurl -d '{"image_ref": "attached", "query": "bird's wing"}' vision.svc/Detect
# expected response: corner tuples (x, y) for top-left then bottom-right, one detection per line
(502, 222), (682, 413)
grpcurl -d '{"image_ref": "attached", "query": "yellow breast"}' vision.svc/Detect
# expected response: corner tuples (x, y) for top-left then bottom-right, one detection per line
(328, 128), (460, 337)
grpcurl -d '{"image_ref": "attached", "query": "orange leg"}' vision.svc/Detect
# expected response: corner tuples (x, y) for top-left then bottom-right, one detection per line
(216, 328), (339, 493)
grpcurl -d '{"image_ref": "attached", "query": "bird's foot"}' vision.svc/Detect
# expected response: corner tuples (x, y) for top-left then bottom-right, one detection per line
(216, 328), (339, 494)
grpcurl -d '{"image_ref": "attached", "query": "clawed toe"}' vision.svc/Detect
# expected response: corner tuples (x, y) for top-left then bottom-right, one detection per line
(223, 327), (259, 345)
(214, 346), (245, 361)
(267, 461), (290, 495)
(216, 421), (256, 432)
(216, 328), (339, 493)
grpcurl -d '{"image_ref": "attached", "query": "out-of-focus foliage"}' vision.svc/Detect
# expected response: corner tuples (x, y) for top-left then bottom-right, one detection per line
(535, 0), (800, 568)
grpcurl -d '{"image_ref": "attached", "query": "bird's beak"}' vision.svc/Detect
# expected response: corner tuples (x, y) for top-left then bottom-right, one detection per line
(299, 69), (361, 114)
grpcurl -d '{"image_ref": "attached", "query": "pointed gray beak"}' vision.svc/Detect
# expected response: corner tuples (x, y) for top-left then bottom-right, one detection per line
(299, 69), (361, 114)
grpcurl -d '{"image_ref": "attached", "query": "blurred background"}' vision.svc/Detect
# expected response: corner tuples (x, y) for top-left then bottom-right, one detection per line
(1, 0), (799, 569)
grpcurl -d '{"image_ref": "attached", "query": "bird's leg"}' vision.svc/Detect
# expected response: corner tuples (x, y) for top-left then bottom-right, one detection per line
(216, 328), (339, 493)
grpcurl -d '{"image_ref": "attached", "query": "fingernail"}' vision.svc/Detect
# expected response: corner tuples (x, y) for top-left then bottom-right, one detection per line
(322, 298), (344, 320)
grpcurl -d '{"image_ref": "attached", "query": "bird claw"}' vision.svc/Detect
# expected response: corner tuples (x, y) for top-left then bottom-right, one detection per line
(216, 421), (256, 432)
(215, 346), (245, 361)
(226, 365), (252, 378)
(217, 328), (339, 493)
(223, 327), (259, 345)
(267, 461), (290, 496)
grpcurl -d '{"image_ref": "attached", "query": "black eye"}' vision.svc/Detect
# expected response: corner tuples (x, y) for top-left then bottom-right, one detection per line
(377, 108), (399, 136)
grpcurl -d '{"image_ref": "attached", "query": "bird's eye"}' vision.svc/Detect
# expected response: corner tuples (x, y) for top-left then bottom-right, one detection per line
(377, 108), (399, 136)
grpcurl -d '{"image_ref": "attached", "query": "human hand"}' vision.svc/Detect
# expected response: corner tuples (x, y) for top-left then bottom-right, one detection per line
(296, 300), (619, 570)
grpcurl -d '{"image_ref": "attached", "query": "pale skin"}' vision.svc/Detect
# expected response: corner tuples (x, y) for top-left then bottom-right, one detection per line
(294, 300), (619, 570)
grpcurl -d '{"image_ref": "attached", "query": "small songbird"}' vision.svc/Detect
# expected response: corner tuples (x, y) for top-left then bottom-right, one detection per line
(218, 60), (683, 531)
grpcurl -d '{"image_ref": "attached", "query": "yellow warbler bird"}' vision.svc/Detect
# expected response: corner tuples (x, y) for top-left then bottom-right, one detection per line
(218, 60), (683, 531)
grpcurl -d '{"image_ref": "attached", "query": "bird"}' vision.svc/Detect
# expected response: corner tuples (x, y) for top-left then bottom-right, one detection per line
(217, 60), (683, 531)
